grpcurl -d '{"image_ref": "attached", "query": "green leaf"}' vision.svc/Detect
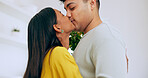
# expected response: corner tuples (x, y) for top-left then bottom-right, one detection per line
(69, 31), (84, 51)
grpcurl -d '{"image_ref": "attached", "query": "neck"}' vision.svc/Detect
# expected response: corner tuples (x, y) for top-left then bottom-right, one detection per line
(84, 13), (102, 34)
(58, 34), (70, 49)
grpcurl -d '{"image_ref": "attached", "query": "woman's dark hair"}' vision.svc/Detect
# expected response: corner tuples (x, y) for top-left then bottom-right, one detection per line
(24, 7), (62, 78)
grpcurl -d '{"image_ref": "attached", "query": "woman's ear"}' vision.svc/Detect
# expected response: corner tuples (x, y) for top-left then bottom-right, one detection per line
(53, 24), (61, 33)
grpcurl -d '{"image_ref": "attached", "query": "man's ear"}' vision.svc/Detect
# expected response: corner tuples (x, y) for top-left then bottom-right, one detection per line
(53, 24), (61, 33)
(90, 0), (96, 10)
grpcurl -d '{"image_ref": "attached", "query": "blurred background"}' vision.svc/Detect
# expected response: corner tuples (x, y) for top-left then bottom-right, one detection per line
(0, 0), (148, 78)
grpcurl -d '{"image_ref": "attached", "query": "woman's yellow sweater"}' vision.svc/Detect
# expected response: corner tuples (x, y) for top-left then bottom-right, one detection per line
(41, 46), (82, 78)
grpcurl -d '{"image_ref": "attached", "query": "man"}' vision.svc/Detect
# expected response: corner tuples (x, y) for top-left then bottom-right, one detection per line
(59, 0), (128, 78)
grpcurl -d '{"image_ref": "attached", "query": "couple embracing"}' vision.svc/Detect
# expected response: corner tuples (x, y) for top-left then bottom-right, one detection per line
(24, 0), (128, 78)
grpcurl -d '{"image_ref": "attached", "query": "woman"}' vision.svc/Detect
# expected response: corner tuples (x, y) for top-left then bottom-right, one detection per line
(24, 7), (82, 78)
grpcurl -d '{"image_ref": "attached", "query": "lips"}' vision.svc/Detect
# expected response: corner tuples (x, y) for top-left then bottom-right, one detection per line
(69, 18), (74, 22)
(69, 18), (76, 27)
(71, 20), (75, 25)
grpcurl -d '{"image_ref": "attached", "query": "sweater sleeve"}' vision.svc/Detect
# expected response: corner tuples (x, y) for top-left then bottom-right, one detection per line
(92, 39), (127, 78)
(50, 47), (82, 78)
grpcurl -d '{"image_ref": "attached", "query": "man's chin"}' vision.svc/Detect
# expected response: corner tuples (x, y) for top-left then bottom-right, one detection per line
(73, 27), (80, 32)
(71, 22), (79, 31)
(71, 22), (76, 28)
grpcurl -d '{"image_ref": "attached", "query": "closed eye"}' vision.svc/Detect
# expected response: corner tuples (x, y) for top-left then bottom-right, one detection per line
(70, 7), (75, 11)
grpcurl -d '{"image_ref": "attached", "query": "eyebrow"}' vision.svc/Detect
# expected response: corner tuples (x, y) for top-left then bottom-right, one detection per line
(64, 2), (75, 10)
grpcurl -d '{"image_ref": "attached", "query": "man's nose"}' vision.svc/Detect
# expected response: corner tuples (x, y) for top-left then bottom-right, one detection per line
(66, 11), (71, 18)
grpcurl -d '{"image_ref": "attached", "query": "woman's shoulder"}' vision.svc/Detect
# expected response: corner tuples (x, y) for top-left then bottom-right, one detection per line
(48, 46), (73, 65)
(50, 46), (70, 59)
(52, 46), (68, 53)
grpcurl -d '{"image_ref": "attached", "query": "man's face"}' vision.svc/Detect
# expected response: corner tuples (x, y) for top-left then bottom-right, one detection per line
(64, 0), (92, 32)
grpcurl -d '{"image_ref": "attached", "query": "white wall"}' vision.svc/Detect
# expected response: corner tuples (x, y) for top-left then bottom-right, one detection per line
(0, 11), (28, 77)
(100, 0), (148, 78)
(0, 40), (28, 77)
(0, 12), (27, 37)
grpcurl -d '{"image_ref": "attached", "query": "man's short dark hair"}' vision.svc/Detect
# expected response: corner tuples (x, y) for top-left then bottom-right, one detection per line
(59, 0), (100, 9)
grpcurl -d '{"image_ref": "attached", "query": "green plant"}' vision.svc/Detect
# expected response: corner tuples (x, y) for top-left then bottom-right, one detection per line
(69, 31), (84, 51)
(12, 28), (20, 32)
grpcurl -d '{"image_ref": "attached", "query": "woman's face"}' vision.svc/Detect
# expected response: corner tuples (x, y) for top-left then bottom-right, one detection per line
(54, 9), (75, 33)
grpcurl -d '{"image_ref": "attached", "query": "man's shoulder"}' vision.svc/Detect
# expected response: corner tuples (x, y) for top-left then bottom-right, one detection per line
(79, 23), (117, 45)
(93, 23), (122, 39)
(90, 23), (126, 47)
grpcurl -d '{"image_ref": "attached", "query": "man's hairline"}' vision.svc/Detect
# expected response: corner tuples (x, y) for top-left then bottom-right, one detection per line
(63, 0), (100, 10)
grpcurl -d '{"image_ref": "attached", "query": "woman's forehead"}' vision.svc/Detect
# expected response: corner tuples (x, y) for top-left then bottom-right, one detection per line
(54, 9), (61, 14)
